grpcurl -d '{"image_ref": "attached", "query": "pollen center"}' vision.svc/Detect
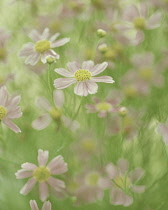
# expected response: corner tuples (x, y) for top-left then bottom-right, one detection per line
(96, 102), (112, 111)
(49, 107), (62, 120)
(34, 40), (51, 53)
(74, 69), (91, 82)
(0, 105), (7, 120)
(139, 68), (153, 80)
(85, 172), (100, 186)
(133, 17), (146, 30)
(33, 166), (50, 182)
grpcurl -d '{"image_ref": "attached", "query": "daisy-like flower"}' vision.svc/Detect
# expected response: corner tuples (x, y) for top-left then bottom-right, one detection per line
(32, 90), (79, 131)
(30, 200), (51, 210)
(0, 86), (22, 133)
(54, 60), (114, 96)
(15, 149), (68, 201)
(105, 159), (145, 206)
(117, 3), (161, 45)
(18, 28), (70, 65)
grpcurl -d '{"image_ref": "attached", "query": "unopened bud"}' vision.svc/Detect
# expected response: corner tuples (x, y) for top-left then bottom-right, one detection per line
(98, 43), (108, 53)
(118, 107), (128, 117)
(46, 56), (56, 64)
(97, 29), (106, 38)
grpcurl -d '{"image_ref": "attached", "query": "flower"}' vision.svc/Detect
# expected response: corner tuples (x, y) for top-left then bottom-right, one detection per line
(32, 90), (79, 131)
(18, 28), (70, 65)
(30, 200), (51, 210)
(0, 28), (10, 62)
(54, 60), (114, 96)
(0, 86), (22, 133)
(105, 159), (145, 206)
(15, 149), (68, 201)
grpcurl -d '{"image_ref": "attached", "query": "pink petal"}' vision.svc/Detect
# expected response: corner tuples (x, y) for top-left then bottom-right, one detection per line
(21, 162), (37, 170)
(36, 97), (51, 111)
(32, 114), (52, 130)
(47, 177), (65, 192)
(117, 159), (129, 174)
(129, 168), (144, 182)
(51, 38), (70, 48)
(41, 28), (50, 40)
(82, 60), (94, 71)
(139, 3), (148, 17)
(42, 201), (52, 210)
(25, 53), (40, 66)
(39, 182), (49, 202)
(49, 32), (60, 42)
(131, 31), (144, 45)
(105, 163), (119, 179)
(53, 90), (64, 108)
(18, 43), (35, 57)
(0, 86), (8, 106)
(146, 12), (161, 29)
(20, 177), (36, 195)
(91, 62), (108, 76)
(54, 78), (76, 89)
(131, 185), (145, 193)
(47, 155), (68, 175)
(2, 118), (21, 133)
(29, 30), (41, 42)
(67, 61), (80, 73)
(122, 5), (139, 22)
(54, 68), (74, 77)
(15, 169), (33, 179)
(74, 82), (88, 96)
(91, 76), (114, 83)
(38, 149), (49, 166)
(30, 200), (39, 210)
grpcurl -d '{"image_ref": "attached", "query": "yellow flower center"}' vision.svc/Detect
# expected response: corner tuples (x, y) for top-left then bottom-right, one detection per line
(124, 85), (138, 98)
(0, 106), (7, 120)
(33, 166), (50, 182)
(133, 17), (146, 30)
(34, 40), (51, 53)
(113, 176), (130, 190)
(49, 107), (62, 120)
(81, 139), (96, 152)
(96, 102), (112, 112)
(74, 69), (91, 82)
(85, 172), (100, 186)
(139, 68), (153, 80)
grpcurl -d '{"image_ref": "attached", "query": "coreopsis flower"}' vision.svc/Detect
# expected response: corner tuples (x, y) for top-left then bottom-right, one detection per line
(105, 159), (145, 206)
(0, 86), (22, 133)
(117, 3), (161, 45)
(157, 122), (168, 145)
(32, 90), (79, 131)
(54, 60), (114, 96)
(19, 28), (70, 65)
(30, 200), (51, 210)
(85, 94), (120, 118)
(15, 149), (68, 201)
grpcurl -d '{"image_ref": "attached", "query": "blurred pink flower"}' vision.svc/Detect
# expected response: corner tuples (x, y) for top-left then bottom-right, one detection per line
(15, 149), (68, 201)
(30, 200), (51, 210)
(0, 86), (22, 133)
(105, 159), (145, 206)
(19, 28), (70, 65)
(0, 73), (15, 87)
(32, 90), (79, 131)
(54, 60), (114, 96)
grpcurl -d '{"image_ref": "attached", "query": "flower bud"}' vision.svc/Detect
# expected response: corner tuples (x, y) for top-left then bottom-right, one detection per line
(118, 107), (128, 117)
(98, 44), (108, 53)
(97, 29), (106, 38)
(46, 56), (56, 64)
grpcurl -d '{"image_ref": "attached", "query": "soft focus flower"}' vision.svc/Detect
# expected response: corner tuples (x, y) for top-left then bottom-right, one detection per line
(0, 29), (10, 62)
(32, 90), (79, 131)
(19, 28), (70, 65)
(157, 122), (168, 145)
(105, 159), (145, 206)
(0, 86), (22, 133)
(15, 149), (68, 201)
(0, 73), (15, 87)
(117, 3), (161, 45)
(30, 200), (51, 210)
(85, 95), (120, 118)
(54, 60), (114, 96)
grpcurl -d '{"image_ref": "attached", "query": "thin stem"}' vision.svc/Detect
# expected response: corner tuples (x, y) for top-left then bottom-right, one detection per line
(47, 64), (52, 94)
(72, 97), (83, 121)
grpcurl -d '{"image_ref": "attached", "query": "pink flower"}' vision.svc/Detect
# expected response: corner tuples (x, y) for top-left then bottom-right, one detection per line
(18, 28), (70, 65)
(30, 200), (51, 210)
(0, 86), (22, 133)
(54, 60), (114, 96)
(15, 149), (68, 201)
(105, 159), (145, 206)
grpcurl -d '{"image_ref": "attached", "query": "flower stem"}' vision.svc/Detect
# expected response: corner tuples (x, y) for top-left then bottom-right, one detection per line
(72, 97), (83, 121)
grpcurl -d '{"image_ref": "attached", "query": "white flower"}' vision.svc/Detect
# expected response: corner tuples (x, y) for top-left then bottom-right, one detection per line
(15, 149), (68, 201)
(19, 28), (70, 65)
(54, 60), (114, 96)
(30, 200), (51, 210)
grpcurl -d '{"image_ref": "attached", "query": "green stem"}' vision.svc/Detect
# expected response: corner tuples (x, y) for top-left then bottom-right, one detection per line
(72, 97), (83, 121)
(47, 64), (52, 94)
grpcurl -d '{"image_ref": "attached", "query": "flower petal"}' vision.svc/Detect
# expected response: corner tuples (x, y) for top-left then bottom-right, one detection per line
(91, 76), (114, 83)
(51, 38), (70, 48)
(82, 60), (94, 71)
(2, 118), (21, 133)
(20, 177), (36, 195)
(18, 43), (35, 57)
(91, 62), (108, 76)
(131, 185), (145, 193)
(74, 82), (88, 96)
(47, 177), (65, 192)
(129, 167), (144, 182)
(25, 53), (40, 66)
(53, 90), (64, 108)
(67, 61), (80, 73)
(39, 182), (49, 202)
(42, 201), (52, 210)
(54, 78), (76, 89)
(29, 30), (41, 42)
(30, 200), (39, 210)
(122, 5), (139, 21)
(49, 33), (60, 42)
(32, 114), (52, 130)
(146, 12), (162, 29)
(41, 28), (50, 40)
(21, 162), (37, 171)
(36, 97), (51, 111)
(15, 169), (33, 179)
(105, 163), (119, 179)
(54, 68), (74, 77)
(38, 149), (49, 166)
(0, 86), (8, 106)
(117, 159), (129, 174)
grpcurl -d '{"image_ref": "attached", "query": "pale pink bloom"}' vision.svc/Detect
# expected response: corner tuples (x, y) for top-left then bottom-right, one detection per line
(18, 28), (70, 65)
(15, 149), (68, 201)
(30, 200), (51, 210)
(54, 60), (114, 96)
(0, 86), (22, 133)
(86, 93), (120, 118)
(157, 122), (168, 145)
(117, 3), (161, 45)
(32, 90), (79, 131)
(105, 159), (145, 206)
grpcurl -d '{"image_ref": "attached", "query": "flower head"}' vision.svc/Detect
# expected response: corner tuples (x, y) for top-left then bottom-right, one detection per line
(0, 86), (22, 133)
(54, 60), (114, 96)
(15, 149), (68, 201)
(30, 200), (51, 210)
(19, 28), (70, 65)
